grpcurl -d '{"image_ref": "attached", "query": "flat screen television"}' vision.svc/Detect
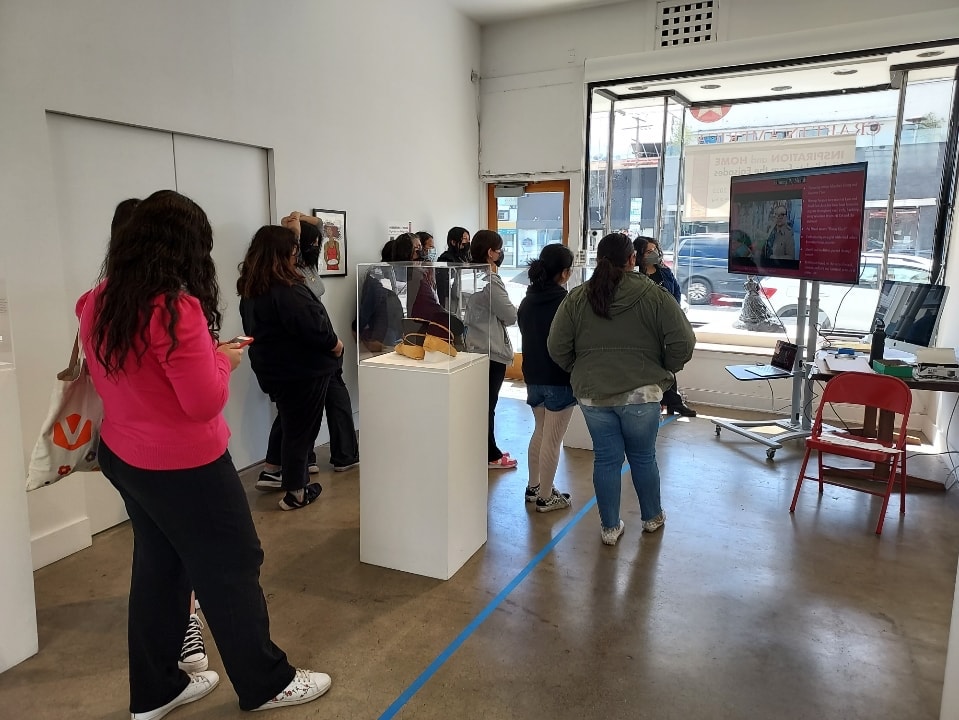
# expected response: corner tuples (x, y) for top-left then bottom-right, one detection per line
(872, 280), (949, 355)
(727, 162), (868, 283)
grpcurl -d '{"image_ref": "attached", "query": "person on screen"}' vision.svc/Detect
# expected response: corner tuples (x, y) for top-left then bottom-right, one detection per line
(763, 205), (797, 262)
(731, 230), (757, 269)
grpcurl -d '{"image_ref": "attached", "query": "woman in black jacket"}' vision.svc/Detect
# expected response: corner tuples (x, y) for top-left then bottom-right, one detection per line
(517, 244), (575, 512)
(238, 225), (343, 511)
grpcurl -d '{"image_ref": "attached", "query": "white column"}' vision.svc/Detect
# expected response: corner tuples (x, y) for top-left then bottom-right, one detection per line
(0, 365), (39, 672)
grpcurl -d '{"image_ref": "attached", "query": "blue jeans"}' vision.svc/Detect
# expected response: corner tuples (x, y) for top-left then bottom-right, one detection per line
(579, 402), (662, 529)
(526, 384), (576, 411)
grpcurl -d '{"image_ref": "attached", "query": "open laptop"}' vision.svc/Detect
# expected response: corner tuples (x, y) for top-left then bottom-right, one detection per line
(744, 340), (798, 379)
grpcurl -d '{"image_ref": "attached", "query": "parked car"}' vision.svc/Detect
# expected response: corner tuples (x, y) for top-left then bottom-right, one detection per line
(505, 267), (689, 314)
(671, 233), (750, 305)
(759, 252), (932, 331)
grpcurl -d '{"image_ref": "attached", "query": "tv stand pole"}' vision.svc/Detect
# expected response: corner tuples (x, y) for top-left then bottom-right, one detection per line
(712, 279), (818, 459)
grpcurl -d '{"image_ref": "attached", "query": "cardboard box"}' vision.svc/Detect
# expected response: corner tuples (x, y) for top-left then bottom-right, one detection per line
(871, 358), (915, 378)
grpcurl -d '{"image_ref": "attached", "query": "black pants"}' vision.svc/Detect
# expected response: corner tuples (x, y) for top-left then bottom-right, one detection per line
(98, 441), (294, 713)
(488, 360), (507, 461)
(323, 369), (360, 467)
(662, 378), (684, 408)
(265, 375), (331, 491)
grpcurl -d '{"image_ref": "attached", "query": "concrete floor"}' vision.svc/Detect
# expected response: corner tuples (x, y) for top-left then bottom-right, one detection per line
(3, 395), (959, 719)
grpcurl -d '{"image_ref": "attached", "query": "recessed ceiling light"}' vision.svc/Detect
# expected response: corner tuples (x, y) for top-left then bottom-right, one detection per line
(917, 50), (945, 58)
(832, 68), (858, 76)
(771, 85), (792, 92)
(700, 83), (721, 89)
(628, 85), (648, 91)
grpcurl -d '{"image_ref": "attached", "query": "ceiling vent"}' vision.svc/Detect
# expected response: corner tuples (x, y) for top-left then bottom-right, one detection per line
(655, 1), (718, 48)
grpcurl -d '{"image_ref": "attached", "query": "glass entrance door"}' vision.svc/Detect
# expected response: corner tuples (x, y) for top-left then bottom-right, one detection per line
(485, 180), (570, 373)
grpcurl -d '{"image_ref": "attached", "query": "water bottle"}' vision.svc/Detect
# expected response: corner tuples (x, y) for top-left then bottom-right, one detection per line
(869, 319), (886, 368)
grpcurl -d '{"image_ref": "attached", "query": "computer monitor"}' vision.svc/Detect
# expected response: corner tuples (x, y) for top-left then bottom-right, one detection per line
(872, 280), (950, 356)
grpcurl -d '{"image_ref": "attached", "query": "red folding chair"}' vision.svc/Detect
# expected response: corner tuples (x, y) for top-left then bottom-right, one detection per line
(789, 371), (912, 535)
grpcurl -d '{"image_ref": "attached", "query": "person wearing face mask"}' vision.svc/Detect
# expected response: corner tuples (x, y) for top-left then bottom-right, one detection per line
(437, 227), (471, 312)
(393, 233), (465, 343)
(634, 236), (696, 418)
(465, 230), (519, 470)
(416, 231), (437, 262)
(255, 212), (359, 482)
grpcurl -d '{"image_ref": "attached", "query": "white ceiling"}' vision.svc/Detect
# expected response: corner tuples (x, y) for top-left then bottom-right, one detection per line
(598, 43), (959, 105)
(447, 0), (625, 24)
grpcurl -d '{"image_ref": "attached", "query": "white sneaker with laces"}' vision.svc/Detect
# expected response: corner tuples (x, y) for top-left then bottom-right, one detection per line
(178, 613), (207, 673)
(252, 668), (331, 711)
(131, 671), (219, 720)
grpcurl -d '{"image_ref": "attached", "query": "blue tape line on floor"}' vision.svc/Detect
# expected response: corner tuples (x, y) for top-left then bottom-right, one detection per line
(377, 413), (678, 719)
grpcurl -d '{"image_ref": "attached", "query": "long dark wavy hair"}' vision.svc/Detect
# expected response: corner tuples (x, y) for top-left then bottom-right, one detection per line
(92, 190), (221, 375)
(236, 225), (302, 298)
(586, 233), (634, 319)
(528, 243), (573, 289)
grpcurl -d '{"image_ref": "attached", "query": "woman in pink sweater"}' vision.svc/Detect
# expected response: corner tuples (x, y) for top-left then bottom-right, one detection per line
(80, 190), (330, 718)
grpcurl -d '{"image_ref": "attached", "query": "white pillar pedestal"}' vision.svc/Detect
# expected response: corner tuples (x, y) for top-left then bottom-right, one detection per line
(359, 355), (488, 580)
(0, 364), (39, 672)
(563, 404), (593, 450)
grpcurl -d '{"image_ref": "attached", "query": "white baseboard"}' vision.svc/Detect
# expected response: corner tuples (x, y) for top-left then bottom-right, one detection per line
(31, 517), (92, 571)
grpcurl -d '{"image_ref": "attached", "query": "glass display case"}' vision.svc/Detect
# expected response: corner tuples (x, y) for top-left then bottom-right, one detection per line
(356, 262), (491, 373)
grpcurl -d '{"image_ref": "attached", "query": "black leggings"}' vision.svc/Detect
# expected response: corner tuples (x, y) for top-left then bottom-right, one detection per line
(488, 361), (507, 461)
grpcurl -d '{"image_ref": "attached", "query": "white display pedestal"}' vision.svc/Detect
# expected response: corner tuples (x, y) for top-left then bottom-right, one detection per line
(563, 404), (593, 450)
(359, 354), (488, 580)
(0, 364), (39, 672)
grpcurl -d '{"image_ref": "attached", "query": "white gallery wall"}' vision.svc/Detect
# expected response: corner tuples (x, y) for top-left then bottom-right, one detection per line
(0, 0), (481, 568)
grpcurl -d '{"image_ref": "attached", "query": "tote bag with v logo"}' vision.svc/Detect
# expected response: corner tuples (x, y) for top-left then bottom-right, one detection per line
(25, 334), (103, 491)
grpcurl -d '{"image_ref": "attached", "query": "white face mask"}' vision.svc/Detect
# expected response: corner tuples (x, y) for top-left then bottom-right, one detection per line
(424, 248), (438, 262)
(644, 250), (663, 266)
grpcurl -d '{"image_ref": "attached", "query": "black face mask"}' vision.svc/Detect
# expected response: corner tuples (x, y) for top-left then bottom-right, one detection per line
(494, 249), (505, 267)
(300, 245), (321, 269)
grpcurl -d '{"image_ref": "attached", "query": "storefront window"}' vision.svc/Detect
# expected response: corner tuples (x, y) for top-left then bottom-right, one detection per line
(585, 61), (957, 341)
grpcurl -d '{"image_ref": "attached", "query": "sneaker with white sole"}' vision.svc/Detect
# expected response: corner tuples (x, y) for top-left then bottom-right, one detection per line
(278, 483), (322, 511)
(178, 613), (207, 673)
(252, 668), (331, 712)
(524, 484), (540, 503)
(601, 520), (626, 546)
(132, 671), (219, 720)
(333, 461), (359, 472)
(642, 511), (666, 533)
(488, 456), (518, 469)
(256, 470), (282, 491)
(536, 489), (572, 513)
(308, 463), (320, 474)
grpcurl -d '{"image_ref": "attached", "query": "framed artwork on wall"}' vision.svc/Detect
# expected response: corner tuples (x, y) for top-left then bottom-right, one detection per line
(312, 208), (348, 277)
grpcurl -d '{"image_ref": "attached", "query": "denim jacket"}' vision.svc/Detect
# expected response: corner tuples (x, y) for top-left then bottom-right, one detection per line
(465, 271), (517, 365)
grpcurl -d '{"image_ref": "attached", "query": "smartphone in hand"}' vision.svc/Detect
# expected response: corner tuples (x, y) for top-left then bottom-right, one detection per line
(225, 336), (254, 348)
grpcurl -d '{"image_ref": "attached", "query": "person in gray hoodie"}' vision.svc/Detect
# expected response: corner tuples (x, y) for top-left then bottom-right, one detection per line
(465, 230), (519, 469)
(548, 233), (695, 546)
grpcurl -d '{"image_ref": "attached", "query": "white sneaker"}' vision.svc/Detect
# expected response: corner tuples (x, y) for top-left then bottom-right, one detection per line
(601, 520), (626, 546)
(131, 671), (219, 720)
(642, 511), (666, 533)
(252, 668), (331, 711)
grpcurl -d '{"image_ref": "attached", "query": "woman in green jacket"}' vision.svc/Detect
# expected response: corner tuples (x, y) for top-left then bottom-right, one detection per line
(547, 233), (695, 546)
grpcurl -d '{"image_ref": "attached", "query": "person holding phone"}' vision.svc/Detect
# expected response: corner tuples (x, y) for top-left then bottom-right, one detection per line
(238, 224), (344, 511)
(82, 191), (331, 717)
